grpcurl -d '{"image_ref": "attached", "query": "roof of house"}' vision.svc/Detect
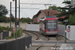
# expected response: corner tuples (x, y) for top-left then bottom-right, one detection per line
(32, 18), (37, 20)
(33, 10), (66, 20)
(36, 10), (58, 16)
(59, 16), (66, 19)
(7, 17), (19, 20)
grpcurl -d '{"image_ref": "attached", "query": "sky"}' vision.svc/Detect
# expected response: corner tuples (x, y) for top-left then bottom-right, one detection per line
(0, 0), (66, 19)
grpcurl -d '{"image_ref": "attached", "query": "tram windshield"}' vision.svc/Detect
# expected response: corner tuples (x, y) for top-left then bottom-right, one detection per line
(47, 20), (57, 29)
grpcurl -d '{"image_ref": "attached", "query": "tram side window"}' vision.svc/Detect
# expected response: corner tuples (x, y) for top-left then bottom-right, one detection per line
(44, 21), (46, 29)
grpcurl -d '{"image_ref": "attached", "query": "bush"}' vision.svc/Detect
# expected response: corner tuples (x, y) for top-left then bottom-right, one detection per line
(11, 28), (22, 37)
(17, 28), (22, 37)
(17, 29), (21, 37)
(0, 26), (11, 32)
(7, 26), (10, 31)
(11, 30), (16, 37)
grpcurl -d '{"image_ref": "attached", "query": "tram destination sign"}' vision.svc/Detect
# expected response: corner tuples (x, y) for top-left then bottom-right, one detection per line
(71, 0), (75, 6)
(48, 20), (55, 22)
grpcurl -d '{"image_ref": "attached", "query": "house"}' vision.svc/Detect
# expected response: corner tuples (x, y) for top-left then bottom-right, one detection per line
(32, 10), (58, 23)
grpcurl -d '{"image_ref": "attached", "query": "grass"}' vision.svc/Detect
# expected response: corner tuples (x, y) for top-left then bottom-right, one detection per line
(6, 36), (13, 39)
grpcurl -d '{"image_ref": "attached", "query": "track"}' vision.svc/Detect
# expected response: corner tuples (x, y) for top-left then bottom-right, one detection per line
(35, 35), (59, 50)
(23, 30), (40, 40)
(23, 30), (66, 50)
(23, 30), (65, 41)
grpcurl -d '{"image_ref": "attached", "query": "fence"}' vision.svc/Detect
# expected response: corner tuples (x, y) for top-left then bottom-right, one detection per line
(0, 36), (32, 50)
(58, 25), (65, 36)
(26, 24), (40, 31)
(0, 28), (1, 33)
(66, 25), (75, 40)
(0, 31), (9, 40)
(3, 31), (9, 39)
(58, 25), (75, 40)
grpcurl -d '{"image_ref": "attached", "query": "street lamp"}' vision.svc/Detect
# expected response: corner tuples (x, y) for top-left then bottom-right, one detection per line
(64, 20), (68, 43)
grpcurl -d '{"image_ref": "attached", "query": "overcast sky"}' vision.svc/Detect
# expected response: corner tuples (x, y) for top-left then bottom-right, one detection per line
(0, 0), (65, 19)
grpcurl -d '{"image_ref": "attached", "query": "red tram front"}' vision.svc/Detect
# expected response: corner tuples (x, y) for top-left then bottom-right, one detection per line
(40, 16), (58, 35)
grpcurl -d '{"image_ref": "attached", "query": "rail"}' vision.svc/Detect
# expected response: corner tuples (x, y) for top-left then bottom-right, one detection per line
(35, 41), (46, 50)
(35, 36), (49, 50)
(54, 34), (59, 50)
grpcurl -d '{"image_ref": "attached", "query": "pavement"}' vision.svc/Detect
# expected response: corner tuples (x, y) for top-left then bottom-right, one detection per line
(27, 42), (75, 50)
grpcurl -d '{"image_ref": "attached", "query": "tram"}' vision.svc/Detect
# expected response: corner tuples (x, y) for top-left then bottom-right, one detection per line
(40, 16), (58, 35)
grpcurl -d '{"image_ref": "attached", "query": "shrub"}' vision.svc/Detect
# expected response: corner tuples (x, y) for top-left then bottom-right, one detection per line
(11, 28), (22, 37)
(17, 29), (21, 37)
(7, 26), (10, 31)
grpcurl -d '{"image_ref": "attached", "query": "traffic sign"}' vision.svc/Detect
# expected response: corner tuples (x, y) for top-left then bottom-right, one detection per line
(13, 28), (16, 31)
(68, 25), (70, 29)
(67, 29), (70, 32)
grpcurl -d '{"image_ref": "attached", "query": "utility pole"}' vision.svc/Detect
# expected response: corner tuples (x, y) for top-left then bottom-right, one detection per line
(18, 0), (20, 28)
(15, 0), (17, 39)
(10, 2), (12, 31)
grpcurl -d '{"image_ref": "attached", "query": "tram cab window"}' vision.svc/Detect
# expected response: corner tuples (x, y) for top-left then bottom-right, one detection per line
(47, 20), (56, 29)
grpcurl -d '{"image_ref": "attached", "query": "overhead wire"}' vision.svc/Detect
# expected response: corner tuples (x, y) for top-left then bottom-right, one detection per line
(46, 0), (53, 9)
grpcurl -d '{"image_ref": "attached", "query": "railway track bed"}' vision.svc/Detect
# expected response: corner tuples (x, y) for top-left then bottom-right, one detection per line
(23, 30), (68, 41)
(23, 30), (70, 50)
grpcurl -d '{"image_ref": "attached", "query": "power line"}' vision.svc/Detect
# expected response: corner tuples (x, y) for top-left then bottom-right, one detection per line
(20, 3), (55, 9)
(20, 3), (55, 5)
(12, 7), (39, 9)
(48, 0), (52, 3)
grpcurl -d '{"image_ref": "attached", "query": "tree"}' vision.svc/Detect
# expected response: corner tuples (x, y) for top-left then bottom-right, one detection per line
(57, 0), (75, 21)
(11, 14), (15, 22)
(0, 4), (8, 22)
(68, 14), (75, 25)
(0, 16), (6, 22)
(20, 17), (32, 23)
(0, 4), (8, 16)
(48, 6), (62, 12)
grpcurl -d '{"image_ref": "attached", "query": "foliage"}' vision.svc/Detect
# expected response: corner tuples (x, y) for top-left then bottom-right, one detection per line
(0, 16), (6, 22)
(59, 22), (64, 25)
(62, 1), (71, 4)
(0, 4), (9, 22)
(11, 28), (22, 37)
(0, 4), (15, 23)
(0, 4), (8, 16)
(11, 14), (15, 22)
(5, 17), (10, 23)
(57, 0), (75, 21)
(7, 26), (10, 31)
(32, 15), (37, 19)
(48, 6), (62, 12)
(0, 26), (11, 32)
(20, 17), (32, 23)
(17, 29), (21, 37)
(68, 14), (75, 25)
(6, 36), (13, 39)
(0, 26), (23, 39)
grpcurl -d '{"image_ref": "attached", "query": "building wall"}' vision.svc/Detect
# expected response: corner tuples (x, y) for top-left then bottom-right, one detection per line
(33, 19), (37, 23)
(37, 13), (45, 22)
